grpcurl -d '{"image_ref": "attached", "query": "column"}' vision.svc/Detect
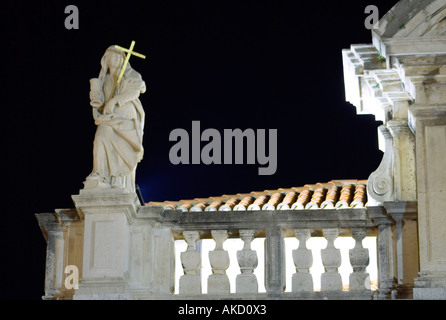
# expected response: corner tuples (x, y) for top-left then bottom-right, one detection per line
(367, 206), (397, 299)
(386, 120), (417, 201)
(265, 227), (285, 293)
(36, 213), (66, 300)
(409, 106), (446, 299)
(384, 201), (419, 299)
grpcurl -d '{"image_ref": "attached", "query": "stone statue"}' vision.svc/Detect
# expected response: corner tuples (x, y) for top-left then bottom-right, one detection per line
(84, 45), (146, 193)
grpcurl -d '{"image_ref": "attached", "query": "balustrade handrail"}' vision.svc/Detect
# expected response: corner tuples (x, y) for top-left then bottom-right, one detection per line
(160, 208), (377, 240)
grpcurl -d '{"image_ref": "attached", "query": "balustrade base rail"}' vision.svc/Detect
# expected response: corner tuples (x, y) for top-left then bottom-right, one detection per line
(132, 291), (377, 300)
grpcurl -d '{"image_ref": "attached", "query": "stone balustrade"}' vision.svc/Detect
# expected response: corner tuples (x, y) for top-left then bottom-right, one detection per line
(37, 195), (417, 300)
(161, 207), (381, 299)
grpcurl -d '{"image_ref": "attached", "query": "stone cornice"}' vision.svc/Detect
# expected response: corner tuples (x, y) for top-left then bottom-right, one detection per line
(343, 46), (445, 130)
(408, 105), (446, 133)
(373, 36), (446, 58)
(35, 213), (64, 242)
(383, 201), (418, 221)
(54, 208), (79, 228)
(342, 45), (413, 128)
(72, 190), (140, 224)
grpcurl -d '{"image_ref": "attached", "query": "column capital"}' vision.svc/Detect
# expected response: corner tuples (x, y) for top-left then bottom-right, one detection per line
(383, 201), (418, 221)
(387, 120), (412, 136)
(367, 205), (393, 226)
(409, 105), (446, 133)
(35, 213), (64, 242)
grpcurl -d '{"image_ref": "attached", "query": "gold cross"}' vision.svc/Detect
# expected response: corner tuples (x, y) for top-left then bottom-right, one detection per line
(114, 41), (146, 84)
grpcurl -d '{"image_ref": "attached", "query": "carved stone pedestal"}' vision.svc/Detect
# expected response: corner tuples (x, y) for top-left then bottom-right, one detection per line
(71, 189), (139, 300)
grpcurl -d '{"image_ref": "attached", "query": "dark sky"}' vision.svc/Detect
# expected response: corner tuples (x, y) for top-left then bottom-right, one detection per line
(3, 0), (396, 299)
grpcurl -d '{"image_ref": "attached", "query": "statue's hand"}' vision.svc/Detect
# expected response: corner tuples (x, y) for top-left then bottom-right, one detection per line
(90, 90), (102, 102)
(103, 98), (117, 114)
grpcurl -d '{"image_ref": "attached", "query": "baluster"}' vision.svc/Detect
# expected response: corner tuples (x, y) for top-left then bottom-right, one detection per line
(208, 230), (230, 293)
(321, 228), (343, 292)
(179, 231), (201, 294)
(349, 228), (371, 291)
(292, 229), (314, 292)
(236, 230), (258, 293)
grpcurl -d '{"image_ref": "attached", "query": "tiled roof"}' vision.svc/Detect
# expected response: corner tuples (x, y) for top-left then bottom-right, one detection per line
(146, 179), (368, 212)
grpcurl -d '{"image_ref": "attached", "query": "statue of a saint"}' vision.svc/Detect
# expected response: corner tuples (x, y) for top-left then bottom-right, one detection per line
(84, 45), (146, 193)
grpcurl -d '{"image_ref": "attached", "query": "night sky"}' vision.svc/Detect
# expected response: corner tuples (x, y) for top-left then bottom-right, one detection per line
(3, 0), (397, 299)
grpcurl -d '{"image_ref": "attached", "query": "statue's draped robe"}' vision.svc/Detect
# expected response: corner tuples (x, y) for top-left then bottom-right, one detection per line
(90, 68), (146, 192)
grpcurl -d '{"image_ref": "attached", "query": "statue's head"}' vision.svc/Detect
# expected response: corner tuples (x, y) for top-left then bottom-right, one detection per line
(99, 46), (128, 79)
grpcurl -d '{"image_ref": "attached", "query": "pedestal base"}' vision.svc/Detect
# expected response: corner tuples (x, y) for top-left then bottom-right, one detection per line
(292, 273), (313, 292)
(321, 273), (343, 292)
(414, 273), (446, 300)
(236, 274), (258, 293)
(73, 278), (131, 300)
(349, 272), (371, 291)
(413, 287), (446, 300)
(179, 275), (201, 295)
(208, 275), (230, 294)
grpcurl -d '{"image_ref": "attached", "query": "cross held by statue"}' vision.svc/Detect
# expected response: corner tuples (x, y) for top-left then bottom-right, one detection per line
(114, 41), (146, 84)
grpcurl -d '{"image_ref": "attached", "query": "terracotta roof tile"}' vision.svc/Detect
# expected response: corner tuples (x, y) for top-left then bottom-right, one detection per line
(247, 195), (268, 210)
(277, 191), (297, 210)
(205, 200), (224, 211)
(336, 184), (354, 208)
(263, 192), (284, 210)
(219, 197), (240, 211)
(306, 187), (326, 209)
(291, 189), (311, 209)
(234, 196), (254, 211)
(146, 179), (368, 212)
(320, 185), (339, 209)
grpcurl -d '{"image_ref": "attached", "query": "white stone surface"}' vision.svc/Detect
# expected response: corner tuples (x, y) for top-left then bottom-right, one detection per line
(343, 0), (446, 299)
(349, 228), (371, 291)
(84, 46), (146, 193)
(321, 229), (342, 292)
(208, 230), (230, 294)
(410, 108), (446, 297)
(236, 230), (258, 293)
(179, 231), (202, 294)
(292, 229), (313, 292)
